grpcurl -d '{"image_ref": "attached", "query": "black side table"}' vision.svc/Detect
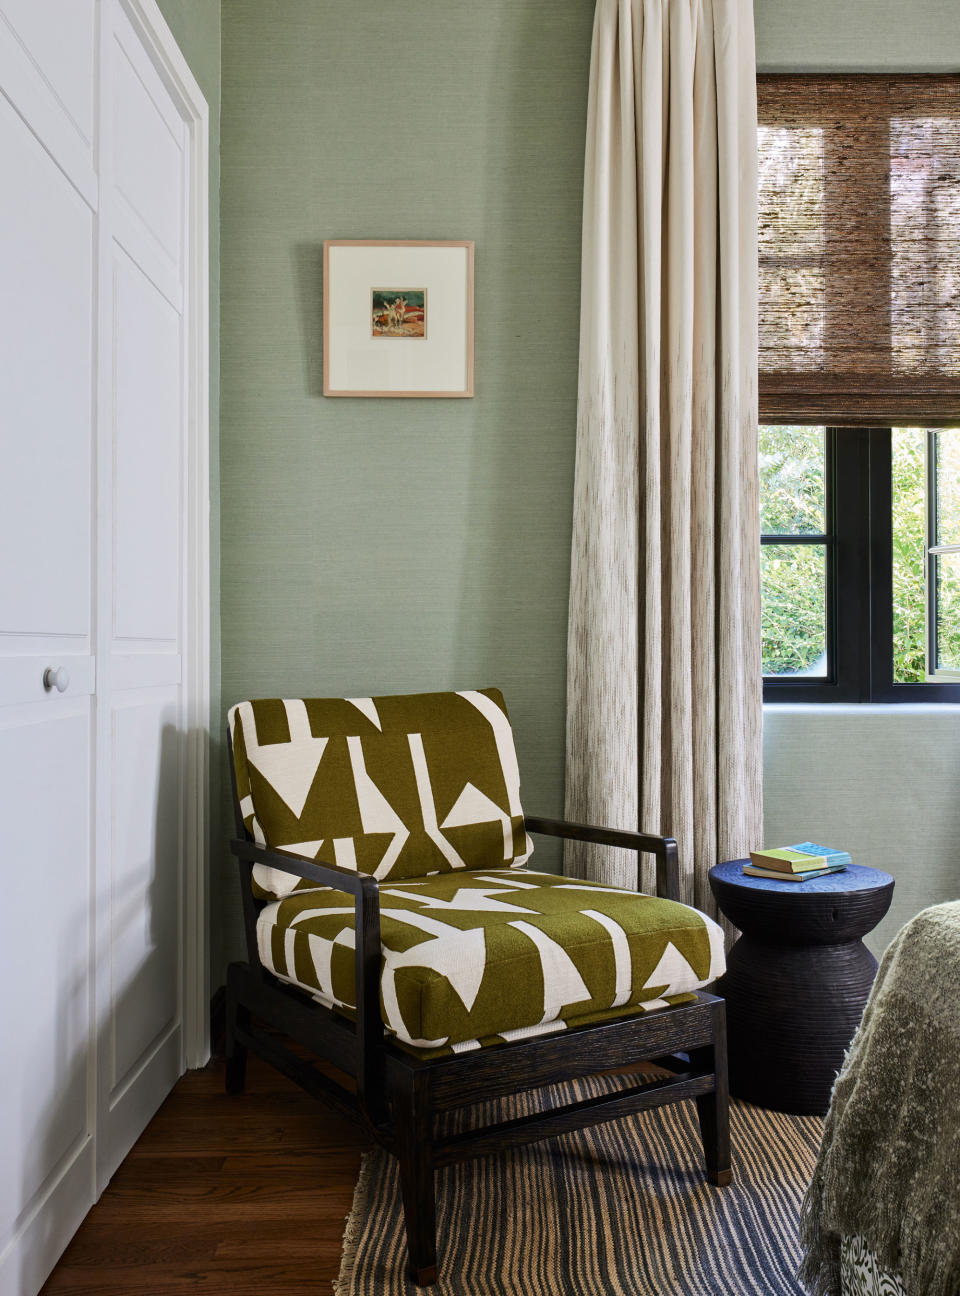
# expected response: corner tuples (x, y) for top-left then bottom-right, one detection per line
(708, 861), (894, 1116)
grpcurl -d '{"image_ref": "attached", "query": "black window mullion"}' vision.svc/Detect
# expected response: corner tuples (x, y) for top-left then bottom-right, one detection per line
(832, 428), (872, 703)
(867, 428), (895, 698)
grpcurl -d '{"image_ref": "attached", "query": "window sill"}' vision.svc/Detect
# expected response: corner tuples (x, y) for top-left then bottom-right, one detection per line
(764, 701), (960, 715)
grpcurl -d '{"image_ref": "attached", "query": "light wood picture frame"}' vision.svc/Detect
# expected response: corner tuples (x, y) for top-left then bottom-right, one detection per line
(323, 240), (475, 398)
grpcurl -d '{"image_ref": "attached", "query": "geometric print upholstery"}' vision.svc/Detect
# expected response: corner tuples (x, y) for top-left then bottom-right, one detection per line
(229, 689), (532, 898)
(256, 867), (727, 1056)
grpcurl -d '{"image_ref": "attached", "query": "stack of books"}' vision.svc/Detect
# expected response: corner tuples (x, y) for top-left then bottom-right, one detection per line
(744, 843), (850, 882)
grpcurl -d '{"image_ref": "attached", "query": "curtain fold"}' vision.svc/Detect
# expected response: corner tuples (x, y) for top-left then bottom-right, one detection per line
(565, 0), (762, 920)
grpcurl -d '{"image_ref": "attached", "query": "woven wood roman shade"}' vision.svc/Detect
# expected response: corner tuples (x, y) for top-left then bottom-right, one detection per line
(758, 75), (960, 426)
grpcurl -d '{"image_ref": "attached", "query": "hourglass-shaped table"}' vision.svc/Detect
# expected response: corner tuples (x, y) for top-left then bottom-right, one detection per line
(708, 861), (894, 1115)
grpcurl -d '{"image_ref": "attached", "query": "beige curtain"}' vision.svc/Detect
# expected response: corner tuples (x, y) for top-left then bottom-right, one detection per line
(565, 0), (762, 919)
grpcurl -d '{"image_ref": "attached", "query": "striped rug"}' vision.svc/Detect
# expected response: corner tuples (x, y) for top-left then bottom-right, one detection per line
(336, 1075), (822, 1295)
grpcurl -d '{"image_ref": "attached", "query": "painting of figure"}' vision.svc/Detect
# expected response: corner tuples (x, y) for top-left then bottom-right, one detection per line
(372, 288), (427, 338)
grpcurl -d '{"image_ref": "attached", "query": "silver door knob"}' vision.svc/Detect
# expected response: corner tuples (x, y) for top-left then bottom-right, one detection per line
(43, 666), (70, 693)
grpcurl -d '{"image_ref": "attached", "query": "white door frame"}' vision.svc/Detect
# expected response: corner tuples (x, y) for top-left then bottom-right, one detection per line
(119, 0), (211, 1070)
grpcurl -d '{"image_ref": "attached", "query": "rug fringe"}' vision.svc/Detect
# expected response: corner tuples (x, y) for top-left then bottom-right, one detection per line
(333, 1151), (375, 1296)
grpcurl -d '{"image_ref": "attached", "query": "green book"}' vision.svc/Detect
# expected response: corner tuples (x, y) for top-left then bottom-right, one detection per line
(749, 843), (851, 873)
(743, 863), (847, 882)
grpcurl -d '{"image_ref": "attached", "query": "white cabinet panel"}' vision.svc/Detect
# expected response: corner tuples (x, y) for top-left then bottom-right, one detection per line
(110, 653), (181, 692)
(108, 696), (180, 1091)
(0, 0), (206, 1285)
(0, 0), (95, 145)
(0, 93), (93, 641)
(112, 35), (184, 271)
(112, 251), (182, 644)
(0, 656), (94, 708)
(0, 706), (91, 1250)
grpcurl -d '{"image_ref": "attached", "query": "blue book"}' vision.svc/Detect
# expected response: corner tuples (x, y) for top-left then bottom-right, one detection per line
(750, 843), (852, 873)
(791, 843), (851, 868)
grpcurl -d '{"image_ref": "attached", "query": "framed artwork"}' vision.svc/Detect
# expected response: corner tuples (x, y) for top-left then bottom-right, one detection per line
(323, 240), (474, 397)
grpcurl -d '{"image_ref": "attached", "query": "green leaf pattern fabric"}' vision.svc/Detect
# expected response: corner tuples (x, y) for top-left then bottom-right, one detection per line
(257, 867), (725, 1055)
(229, 690), (531, 897)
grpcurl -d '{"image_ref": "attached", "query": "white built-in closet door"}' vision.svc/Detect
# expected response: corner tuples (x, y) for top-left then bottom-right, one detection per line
(0, 6), (98, 1292)
(0, 2), (190, 1290)
(94, 1), (187, 1191)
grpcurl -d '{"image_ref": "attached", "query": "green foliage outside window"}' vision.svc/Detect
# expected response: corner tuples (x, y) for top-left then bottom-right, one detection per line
(761, 424), (960, 684)
(891, 429), (926, 683)
(927, 430), (960, 673)
(883, 428), (960, 681)
(760, 425), (827, 676)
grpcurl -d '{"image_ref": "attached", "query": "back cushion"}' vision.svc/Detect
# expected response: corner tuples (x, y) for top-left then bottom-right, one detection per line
(229, 689), (532, 898)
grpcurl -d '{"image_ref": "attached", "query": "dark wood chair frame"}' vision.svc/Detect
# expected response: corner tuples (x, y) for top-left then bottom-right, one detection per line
(224, 733), (731, 1287)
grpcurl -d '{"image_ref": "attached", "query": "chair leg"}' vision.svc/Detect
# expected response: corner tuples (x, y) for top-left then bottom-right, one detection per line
(691, 999), (732, 1187)
(395, 1072), (438, 1286)
(224, 964), (249, 1097)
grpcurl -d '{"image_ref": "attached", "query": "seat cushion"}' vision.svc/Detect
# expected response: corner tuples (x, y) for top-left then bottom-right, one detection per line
(256, 867), (726, 1055)
(229, 690), (531, 898)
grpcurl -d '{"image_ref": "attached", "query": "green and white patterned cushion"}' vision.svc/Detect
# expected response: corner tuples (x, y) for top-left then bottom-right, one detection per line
(257, 867), (726, 1055)
(229, 690), (531, 897)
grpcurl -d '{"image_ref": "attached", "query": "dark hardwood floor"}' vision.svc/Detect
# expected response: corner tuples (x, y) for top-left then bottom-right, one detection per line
(41, 1053), (370, 1294)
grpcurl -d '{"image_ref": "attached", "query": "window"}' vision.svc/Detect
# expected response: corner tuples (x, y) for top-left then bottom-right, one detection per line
(758, 76), (960, 702)
(760, 424), (960, 701)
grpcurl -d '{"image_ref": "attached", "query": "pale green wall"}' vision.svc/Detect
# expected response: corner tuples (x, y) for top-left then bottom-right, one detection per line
(155, 0), (221, 107)
(764, 708), (960, 957)
(153, 0), (222, 981)
(755, 0), (960, 72)
(212, 0), (960, 983)
(217, 0), (593, 979)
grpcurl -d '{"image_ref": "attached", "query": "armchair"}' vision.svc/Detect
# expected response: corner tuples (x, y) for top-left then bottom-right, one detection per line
(224, 689), (730, 1286)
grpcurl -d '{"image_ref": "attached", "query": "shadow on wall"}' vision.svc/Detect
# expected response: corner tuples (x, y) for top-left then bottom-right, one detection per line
(292, 242), (324, 400)
(9, 722), (181, 1294)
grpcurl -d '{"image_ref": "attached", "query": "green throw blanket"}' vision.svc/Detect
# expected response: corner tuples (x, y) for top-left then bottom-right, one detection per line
(800, 901), (960, 1296)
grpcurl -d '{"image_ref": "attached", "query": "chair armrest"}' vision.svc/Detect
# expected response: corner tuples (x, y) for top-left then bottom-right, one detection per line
(231, 836), (375, 897)
(524, 815), (682, 903)
(229, 837), (385, 1114)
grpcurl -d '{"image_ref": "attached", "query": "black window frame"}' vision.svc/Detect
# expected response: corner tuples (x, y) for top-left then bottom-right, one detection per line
(762, 425), (960, 704)
(924, 429), (960, 680)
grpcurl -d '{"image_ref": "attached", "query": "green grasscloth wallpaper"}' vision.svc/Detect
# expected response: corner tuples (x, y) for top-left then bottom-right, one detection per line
(173, 0), (960, 983)
(217, 1), (594, 979)
(754, 0), (960, 71)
